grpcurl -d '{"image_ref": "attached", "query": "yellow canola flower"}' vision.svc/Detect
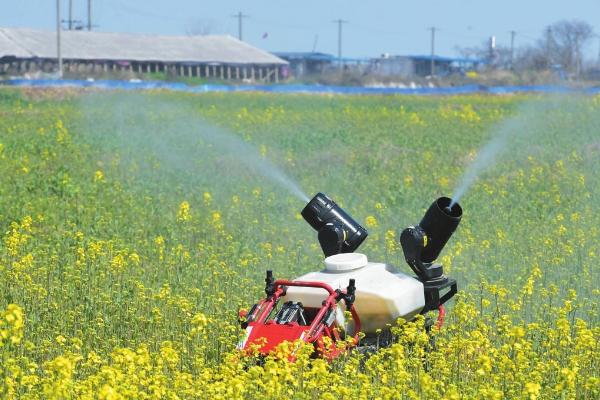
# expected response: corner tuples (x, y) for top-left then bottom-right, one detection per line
(365, 215), (378, 228)
(524, 382), (541, 400)
(203, 191), (212, 206)
(177, 200), (191, 222)
(94, 170), (105, 183)
(1, 93), (600, 400)
(0, 304), (24, 347)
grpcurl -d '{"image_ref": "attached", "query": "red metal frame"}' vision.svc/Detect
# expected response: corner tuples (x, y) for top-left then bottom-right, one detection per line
(435, 305), (446, 329)
(238, 280), (361, 361)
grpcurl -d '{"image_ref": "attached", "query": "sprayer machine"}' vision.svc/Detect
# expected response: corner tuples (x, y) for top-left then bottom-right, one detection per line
(237, 193), (462, 360)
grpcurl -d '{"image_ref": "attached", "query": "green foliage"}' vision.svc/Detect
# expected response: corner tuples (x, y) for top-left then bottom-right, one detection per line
(0, 89), (598, 398)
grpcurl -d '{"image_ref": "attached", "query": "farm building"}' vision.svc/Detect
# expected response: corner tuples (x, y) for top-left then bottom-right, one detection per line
(273, 52), (335, 78)
(371, 55), (482, 77)
(274, 52), (373, 78)
(0, 27), (288, 82)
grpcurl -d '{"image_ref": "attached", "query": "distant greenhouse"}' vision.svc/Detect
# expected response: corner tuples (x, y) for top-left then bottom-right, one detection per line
(0, 27), (288, 81)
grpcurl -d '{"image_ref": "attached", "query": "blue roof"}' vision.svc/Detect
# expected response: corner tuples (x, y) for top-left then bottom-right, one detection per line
(407, 55), (483, 63)
(273, 52), (336, 61)
(273, 52), (482, 65)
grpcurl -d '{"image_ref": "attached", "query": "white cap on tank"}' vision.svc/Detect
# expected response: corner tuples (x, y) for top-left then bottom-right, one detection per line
(324, 253), (368, 271)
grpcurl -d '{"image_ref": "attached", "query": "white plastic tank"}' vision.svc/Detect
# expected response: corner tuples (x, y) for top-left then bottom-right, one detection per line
(282, 253), (425, 334)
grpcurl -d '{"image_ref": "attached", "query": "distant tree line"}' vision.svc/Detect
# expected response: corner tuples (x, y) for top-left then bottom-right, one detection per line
(459, 19), (596, 78)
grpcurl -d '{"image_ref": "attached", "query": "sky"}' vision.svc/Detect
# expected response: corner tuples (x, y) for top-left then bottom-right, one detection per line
(3, 1), (600, 59)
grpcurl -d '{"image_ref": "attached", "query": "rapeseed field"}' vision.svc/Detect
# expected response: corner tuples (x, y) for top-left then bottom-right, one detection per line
(0, 89), (598, 399)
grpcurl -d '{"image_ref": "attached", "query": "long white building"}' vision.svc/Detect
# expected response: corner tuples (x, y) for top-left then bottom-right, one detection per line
(0, 27), (288, 81)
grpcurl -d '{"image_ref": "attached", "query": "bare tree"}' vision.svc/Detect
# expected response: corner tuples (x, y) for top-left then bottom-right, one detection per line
(458, 19), (595, 77)
(457, 40), (513, 69)
(513, 45), (547, 71)
(540, 20), (594, 75)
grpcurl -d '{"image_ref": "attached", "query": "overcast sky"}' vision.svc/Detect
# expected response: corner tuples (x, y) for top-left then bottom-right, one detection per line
(3, 1), (600, 59)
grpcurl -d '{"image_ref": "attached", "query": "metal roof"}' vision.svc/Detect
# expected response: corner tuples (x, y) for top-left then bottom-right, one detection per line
(273, 52), (335, 61)
(0, 30), (32, 58)
(407, 55), (483, 64)
(0, 27), (287, 65)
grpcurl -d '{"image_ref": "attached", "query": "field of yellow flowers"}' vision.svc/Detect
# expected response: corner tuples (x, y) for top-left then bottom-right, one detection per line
(0, 88), (598, 399)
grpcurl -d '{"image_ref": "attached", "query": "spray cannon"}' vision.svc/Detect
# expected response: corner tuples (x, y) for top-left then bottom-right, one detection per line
(301, 193), (368, 257)
(238, 193), (463, 360)
(400, 196), (461, 313)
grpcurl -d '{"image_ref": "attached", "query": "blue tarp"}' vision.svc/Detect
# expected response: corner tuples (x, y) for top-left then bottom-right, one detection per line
(2, 78), (600, 95)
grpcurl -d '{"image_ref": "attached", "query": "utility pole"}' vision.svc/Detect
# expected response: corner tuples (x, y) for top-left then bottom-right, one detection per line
(68, 0), (73, 30)
(232, 12), (248, 41)
(509, 30), (516, 70)
(546, 27), (552, 68)
(597, 36), (600, 66)
(574, 35), (580, 78)
(429, 27), (436, 77)
(87, 0), (92, 31)
(333, 19), (348, 65)
(56, 0), (63, 78)
(63, 0), (81, 30)
(312, 34), (319, 53)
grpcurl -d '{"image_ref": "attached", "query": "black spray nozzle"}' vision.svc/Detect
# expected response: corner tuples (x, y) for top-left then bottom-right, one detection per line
(345, 279), (356, 308)
(265, 270), (275, 297)
(400, 197), (462, 282)
(335, 279), (357, 308)
(420, 197), (462, 263)
(302, 193), (368, 257)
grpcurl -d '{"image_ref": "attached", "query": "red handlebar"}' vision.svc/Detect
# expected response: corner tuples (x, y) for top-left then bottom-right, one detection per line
(274, 279), (336, 295)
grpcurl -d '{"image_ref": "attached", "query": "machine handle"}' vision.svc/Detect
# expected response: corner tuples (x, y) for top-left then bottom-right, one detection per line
(273, 279), (336, 295)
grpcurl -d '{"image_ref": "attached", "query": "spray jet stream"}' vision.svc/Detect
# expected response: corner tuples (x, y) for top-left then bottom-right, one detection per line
(449, 97), (565, 207)
(79, 93), (309, 202)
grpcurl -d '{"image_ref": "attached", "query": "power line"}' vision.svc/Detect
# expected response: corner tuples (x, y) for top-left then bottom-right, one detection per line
(62, 0), (82, 31)
(442, 28), (486, 41)
(62, 18), (83, 30)
(351, 22), (408, 36)
(333, 19), (348, 62)
(107, 0), (191, 23)
(250, 16), (321, 32)
(231, 11), (249, 41)
(518, 33), (538, 43)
